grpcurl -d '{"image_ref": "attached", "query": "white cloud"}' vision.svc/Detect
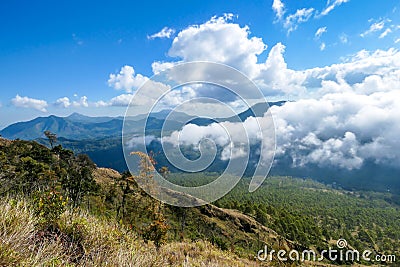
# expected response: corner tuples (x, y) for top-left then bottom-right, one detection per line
(55, 97), (71, 108)
(108, 65), (149, 93)
(300, 48), (400, 96)
(148, 27), (176, 39)
(72, 96), (89, 107)
(256, 43), (307, 95)
(11, 95), (48, 112)
(94, 100), (109, 107)
(102, 14), (400, 173)
(360, 21), (385, 37)
(95, 94), (133, 107)
(158, 85), (197, 106)
(156, 15), (400, 97)
(112, 16), (400, 103)
(396, 38), (400, 44)
(167, 14), (266, 78)
(158, 42), (400, 170)
(271, 89), (400, 169)
(272, 0), (285, 20)
(126, 135), (157, 148)
(319, 0), (350, 17)
(100, 77), (172, 107)
(284, 8), (314, 34)
(320, 42), (326, 51)
(379, 28), (392, 38)
(54, 96), (89, 108)
(151, 61), (179, 74)
(162, 114), (273, 162)
(315, 27), (327, 38)
(162, 86), (400, 170)
(109, 94), (133, 106)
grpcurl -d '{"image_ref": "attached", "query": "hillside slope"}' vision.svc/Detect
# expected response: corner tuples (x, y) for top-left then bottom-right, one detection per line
(0, 138), (292, 266)
(1, 138), (397, 266)
(0, 198), (259, 267)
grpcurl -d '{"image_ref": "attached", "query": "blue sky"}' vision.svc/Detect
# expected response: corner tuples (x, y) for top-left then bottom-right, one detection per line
(1, 0), (400, 128)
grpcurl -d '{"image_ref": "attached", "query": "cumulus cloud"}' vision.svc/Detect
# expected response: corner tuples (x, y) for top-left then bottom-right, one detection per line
(315, 27), (327, 38)
(271, 89), (400, 169)
(73, 96), (89, 107)
(301, 48), (400, 96)
(103, 14), (400, 173)
(162, 114), (273, 162)
(111, 15), (400, 101)
(159, 44), (400, 170)
(94, 94), (133, 107)
(256, 43), (307, 95)
(162, 86), (400, 171)
(151, 15), (306, 95)
(284, 8), (314, 34)
(55, 97), (71, 108)
(108, 65), (149, 93)
(158, 85), (197, 106)
(149, 15), (400, 98)
(272, 0), (285, 20)
(100, 75), (173, 108)
(167, 14), (266, 78)
(11, 95), (48, 112)
(148, 27), (175, 39)
(109, 94), (133, 106)
(318, 0), (350, 17)
(55, 96), (89, 108)
(151, 61), (179, 74)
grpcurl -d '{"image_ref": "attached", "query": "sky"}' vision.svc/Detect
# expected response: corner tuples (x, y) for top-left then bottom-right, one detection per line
(1, 0), (400, 171)
(0, 0), (399, 128)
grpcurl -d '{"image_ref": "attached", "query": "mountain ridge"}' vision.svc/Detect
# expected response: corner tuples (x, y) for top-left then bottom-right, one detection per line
(0, 101), (286, 140)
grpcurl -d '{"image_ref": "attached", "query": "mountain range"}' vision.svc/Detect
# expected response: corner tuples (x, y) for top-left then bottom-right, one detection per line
(0, 101), (284, 140)
(1, 100), (399, 195)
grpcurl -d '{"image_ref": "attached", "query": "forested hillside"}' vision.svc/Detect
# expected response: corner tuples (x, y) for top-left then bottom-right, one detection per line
(0, 138), (290, 266)
(0, 137), (398, 266)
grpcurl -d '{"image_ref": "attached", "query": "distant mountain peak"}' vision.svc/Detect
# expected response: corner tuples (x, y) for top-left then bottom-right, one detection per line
(67, 112), (89, 119)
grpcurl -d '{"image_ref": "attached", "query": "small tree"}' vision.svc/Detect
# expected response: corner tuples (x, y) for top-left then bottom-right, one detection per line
(116, 171), (134, 221)
(60, 153), (97, 208)
(130, 151), (169, 248)
(44, 130), (57, 149)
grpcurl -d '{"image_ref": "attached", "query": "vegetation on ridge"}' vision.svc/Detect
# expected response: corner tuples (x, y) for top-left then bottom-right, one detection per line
(0, 136), (399, 266)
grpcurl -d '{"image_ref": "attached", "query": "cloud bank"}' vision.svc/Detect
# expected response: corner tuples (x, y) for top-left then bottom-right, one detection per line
(105, 14), (400, 173)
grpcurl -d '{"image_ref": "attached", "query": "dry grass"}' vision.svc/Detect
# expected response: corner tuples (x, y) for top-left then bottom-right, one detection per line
(0, 198), (67, 266)
(0, 198), (258, 267)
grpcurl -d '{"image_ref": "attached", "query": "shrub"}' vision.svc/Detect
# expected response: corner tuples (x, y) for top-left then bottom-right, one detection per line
(32, 189), (67, 228)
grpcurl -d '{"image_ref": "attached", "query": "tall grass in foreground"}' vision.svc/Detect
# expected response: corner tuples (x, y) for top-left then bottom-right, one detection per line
(0, 197), (256, 266)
